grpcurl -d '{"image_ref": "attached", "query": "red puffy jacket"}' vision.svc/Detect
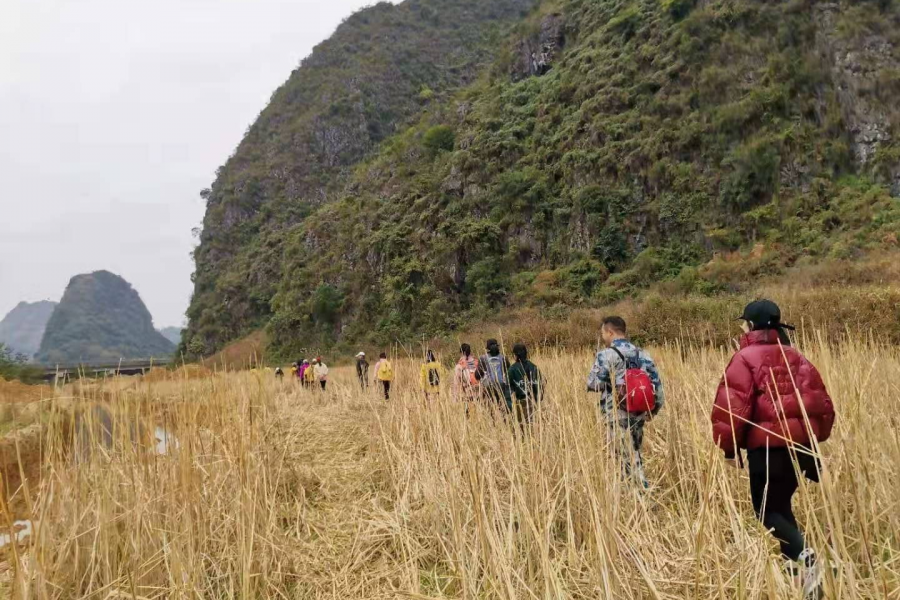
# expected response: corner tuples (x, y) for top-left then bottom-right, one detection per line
(711, 330), (835, 457)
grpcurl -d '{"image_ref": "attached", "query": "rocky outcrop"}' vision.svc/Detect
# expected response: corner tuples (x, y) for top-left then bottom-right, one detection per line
(815, 3), (899, 190)
(511, 14), (566, 81)
(568, 211), (593, 254)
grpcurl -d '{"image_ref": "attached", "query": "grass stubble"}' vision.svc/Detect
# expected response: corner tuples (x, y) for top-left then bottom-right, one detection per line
(1, 334), (898, 599)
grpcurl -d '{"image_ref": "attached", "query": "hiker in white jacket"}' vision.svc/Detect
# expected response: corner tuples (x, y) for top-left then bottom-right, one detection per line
(314, 357), (329, 391)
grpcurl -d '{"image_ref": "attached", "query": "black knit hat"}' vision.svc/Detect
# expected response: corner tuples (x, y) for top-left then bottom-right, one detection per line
(738, 300), (795, 331)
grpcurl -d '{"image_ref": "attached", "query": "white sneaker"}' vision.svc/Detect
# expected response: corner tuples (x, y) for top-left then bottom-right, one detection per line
(799, 550), (824, 600)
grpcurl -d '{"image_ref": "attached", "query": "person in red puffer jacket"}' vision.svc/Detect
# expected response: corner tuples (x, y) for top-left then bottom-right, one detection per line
(712, 300), (835, 599)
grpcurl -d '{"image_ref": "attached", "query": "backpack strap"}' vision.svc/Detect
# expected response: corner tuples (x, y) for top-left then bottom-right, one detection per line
(611, 346), (640, 369)
(611, 346), (627, 365)
(630, 347), (642, 369)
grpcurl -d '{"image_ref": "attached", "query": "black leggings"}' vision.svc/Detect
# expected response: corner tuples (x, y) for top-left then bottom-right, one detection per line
(747, 448), (818, 561)
(381, 380), (391, 400)
(320, 381), (327, 391)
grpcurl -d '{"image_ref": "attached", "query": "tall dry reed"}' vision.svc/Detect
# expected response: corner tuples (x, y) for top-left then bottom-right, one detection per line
(2, 336), (898, 599)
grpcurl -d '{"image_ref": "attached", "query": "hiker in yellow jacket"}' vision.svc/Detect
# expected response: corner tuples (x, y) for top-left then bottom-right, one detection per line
(419, 350), (444, 401)
(373, 352), (394, 400)
(303, 359), (317, 389)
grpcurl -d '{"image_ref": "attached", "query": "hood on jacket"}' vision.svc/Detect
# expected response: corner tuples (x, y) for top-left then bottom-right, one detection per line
(739, 329), (783, 349)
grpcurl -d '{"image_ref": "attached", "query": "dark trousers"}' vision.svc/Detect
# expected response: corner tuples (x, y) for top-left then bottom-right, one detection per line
(381, 380), (391, 400)
(747, 447), (818, 561)
(320, 381), (327, 391)
(484, 386), (512, 412)
(513, 399), (536, 424)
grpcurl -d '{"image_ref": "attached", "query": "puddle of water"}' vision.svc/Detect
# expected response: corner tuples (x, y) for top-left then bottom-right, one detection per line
(154, 427), (179, 455)
(0, 520), (33, 549)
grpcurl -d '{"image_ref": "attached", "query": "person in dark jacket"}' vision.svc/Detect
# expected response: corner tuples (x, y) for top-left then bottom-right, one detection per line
(508, 343), (543, 424)
(711, 300), (836, 600)
(475, 339), (512, 411)
(355, 352), (369, 390)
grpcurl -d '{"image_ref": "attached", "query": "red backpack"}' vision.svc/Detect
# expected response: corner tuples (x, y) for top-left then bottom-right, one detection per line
(612, 347), (656, 414)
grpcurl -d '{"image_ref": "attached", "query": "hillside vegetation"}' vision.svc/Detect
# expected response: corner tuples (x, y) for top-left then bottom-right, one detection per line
(36, 271), (175, 364)
(187, 0), (540, 354)
(184, 0), (900, 359)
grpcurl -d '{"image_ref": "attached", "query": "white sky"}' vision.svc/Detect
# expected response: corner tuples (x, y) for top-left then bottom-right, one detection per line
(0, 0), (384, 329)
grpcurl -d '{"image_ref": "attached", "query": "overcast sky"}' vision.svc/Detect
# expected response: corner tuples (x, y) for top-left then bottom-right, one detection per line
(0, 0), (385, 329)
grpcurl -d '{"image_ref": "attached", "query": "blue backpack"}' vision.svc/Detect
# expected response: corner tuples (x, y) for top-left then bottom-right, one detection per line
(483, 355), (508, 386)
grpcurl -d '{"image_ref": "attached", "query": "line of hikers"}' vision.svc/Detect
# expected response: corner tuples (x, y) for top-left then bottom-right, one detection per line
(278, 357), (331, 390)
(359, 300), (835, 599)
(278, 299), (834, 599)
(352, 342), (544, 421)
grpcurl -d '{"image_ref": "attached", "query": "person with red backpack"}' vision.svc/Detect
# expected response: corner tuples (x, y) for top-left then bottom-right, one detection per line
(712, 300), (835, 600)
(587, 316), (664, 488)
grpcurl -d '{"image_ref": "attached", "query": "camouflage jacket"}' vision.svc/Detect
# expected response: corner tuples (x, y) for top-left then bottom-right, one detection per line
(587, 339), (665, 418)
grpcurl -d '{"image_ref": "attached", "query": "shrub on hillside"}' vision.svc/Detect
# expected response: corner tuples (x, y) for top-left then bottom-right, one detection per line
(311, 284), (345, 327)
(0, 343), (43, 384)
(422, 125), (455, 156)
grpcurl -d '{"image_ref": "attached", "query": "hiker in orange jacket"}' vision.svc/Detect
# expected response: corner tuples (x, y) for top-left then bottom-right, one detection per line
(453, 343), (480, 401)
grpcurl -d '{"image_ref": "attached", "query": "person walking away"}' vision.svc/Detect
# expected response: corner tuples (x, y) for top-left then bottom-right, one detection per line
(303, 360), (316, 389)
(587, 316), (664, 488)
(356, 352), (369, 390)
(711, 300), (835, 600)
(509, 343), (543, 424)
(314, 357), (329, 391)
(297, 360), (308, 386)
(373, 352), (394, 400)
(290, 362), (299, 381)
(454, 344), (480, 402)
(420, 350), (444, 401)
(475, 339), (512, 411)
(275, 367), (284, 382)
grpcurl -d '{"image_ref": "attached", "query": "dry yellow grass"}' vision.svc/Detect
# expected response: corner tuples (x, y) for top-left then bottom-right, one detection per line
(0, 380), (53, 405)
(2, 336), (899, 599)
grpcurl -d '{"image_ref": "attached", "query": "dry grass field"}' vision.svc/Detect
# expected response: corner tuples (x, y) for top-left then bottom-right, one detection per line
(1, 335), (899, 599)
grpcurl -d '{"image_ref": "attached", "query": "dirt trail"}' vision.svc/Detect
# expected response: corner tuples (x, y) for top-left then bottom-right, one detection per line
(272, 393), (402, 597)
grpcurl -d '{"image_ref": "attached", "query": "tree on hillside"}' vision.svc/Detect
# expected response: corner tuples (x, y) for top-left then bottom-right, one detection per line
(0, 343), (42, 383)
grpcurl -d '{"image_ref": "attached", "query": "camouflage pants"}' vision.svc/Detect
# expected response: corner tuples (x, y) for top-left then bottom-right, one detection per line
(607, 416), (648, 487)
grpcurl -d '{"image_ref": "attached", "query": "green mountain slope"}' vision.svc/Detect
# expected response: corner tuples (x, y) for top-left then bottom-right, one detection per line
(37, 271), (175, 364)
(186, 0), (900, 357)
(186, 0), (540, 354)
(0, 301), (57, 359)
